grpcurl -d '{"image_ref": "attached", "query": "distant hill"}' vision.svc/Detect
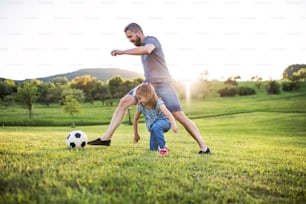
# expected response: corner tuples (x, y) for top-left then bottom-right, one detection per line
(36, 68), (143, 82)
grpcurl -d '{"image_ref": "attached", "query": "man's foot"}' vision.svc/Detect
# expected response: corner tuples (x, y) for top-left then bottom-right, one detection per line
(87, 138), (111, 146)
(199, 147), (211, 154)
(159, 148), (168, 156)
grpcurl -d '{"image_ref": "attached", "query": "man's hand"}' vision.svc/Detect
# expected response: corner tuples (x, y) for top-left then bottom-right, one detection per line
(111, 49), (123, 56)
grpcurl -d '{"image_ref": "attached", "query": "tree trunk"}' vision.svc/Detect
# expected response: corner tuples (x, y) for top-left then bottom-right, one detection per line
(29, 104), (33, 119)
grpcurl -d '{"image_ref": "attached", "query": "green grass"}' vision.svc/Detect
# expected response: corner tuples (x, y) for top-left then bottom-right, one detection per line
(0, 89), (306, 203)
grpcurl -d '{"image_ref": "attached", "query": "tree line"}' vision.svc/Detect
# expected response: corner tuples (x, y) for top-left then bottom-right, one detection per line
(0, 75), (143, 118)
(1, 64), (305, 118)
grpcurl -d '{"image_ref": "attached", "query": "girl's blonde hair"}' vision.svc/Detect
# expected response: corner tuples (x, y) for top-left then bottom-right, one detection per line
(135, 83), (158, 108)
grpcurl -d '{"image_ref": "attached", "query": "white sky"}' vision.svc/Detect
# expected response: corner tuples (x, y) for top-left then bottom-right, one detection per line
(0, 0), (305, 81)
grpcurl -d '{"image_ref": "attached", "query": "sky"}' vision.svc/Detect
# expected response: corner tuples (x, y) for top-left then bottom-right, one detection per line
(0, 0), (305, 81)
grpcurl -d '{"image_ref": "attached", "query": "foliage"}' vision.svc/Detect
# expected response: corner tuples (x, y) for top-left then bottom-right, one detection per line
(217, 85), (256, 97)
(236, 86), (256, 96)
(224, 75), (241, 86)
(282, 64), (306, 81)
(0, 79), (17, 100)
(266, 80), (281, 94)
(282, 81), (301, 91)
(70, 75), (100, 103)
(16, 80), (41, 119)
(63, 95), (81, 127)
(1, 95), (15, 108)
(224, 78), (238, 86)
(108, 76), (142, 99)
(291, 68), (306, 81)
(61, 88), (85, 104)
(217, 87), (237, 97)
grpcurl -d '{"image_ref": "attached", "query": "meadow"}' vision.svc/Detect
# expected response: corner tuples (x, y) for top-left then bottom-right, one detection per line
(0, 89), (305, 203)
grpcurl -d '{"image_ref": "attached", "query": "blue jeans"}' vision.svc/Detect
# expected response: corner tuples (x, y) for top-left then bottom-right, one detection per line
(149, 118), (171, 150)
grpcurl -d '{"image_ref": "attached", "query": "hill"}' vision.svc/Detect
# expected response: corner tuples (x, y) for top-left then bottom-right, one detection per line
(36, 68), (143, 82)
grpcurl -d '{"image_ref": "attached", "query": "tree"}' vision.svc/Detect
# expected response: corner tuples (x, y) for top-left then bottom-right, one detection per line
(1, 95), (15, 108)
(70, 75), (99, 103)
(94, 82), (111, 106)
(37, 82), (56, 106)
(108, 76), (124, 99)
(0, 79), (17, 100)
(251, 76), (263, 88)
(191, 70), (211, 99)
(283, 64), (306, 81)
(63, 95), (81, 127)
(16, 80), (40, 119)
(291, 68), (306, 82)
(61, 88), (85, 104)
(224, 76), (238, 86)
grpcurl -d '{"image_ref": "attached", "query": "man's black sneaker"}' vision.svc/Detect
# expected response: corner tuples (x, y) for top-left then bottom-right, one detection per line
(87, 138), (111, 146)
(199, 147), (211, 154)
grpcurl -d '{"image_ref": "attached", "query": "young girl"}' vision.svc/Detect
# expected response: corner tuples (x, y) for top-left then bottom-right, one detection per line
(133, 83), (178, 156)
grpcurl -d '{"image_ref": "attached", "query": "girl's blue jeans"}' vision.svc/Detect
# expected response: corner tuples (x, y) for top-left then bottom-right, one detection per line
(149, 118), (171, 150)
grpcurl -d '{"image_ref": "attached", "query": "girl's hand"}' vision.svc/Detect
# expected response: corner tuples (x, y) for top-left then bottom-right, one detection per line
(172, 125), (178, 133)
(133, 134), (140, 143)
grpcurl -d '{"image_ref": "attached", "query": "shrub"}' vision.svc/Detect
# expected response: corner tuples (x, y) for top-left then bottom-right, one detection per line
(217, 87), (237, 97)
(218, 86), (256, 97)
(282, 81), (300, 91)
(237, 87), (256, 96)
(266, 80), (280, 94)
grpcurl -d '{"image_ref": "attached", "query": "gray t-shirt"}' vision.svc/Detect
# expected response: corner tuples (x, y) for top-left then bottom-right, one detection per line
(141, 36), (172, 84)
(137, 99), (168, 130)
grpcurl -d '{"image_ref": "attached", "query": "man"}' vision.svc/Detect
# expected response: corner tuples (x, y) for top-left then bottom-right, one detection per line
(88, 23), (210, 154)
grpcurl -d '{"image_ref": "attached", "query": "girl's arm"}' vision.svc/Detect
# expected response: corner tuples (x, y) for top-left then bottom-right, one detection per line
(133, 111), (142, 143)
(160, 104), (178, 133)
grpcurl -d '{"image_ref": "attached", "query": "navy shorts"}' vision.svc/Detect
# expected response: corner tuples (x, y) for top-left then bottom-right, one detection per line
(128, 82), (182, 112)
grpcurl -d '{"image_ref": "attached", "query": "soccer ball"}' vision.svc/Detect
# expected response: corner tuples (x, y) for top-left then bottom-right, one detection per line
(66, 130), (88, 148)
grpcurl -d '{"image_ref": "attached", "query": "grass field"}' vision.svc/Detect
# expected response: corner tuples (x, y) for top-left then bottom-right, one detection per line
(0, 90), (305, 203)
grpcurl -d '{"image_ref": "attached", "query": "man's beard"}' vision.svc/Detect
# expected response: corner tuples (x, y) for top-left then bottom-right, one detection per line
(134, 36), (142, 46)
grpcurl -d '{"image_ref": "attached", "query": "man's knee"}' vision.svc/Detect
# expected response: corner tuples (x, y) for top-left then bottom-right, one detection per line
(118, 95), (137, 108)
(172, 111), (186, 121)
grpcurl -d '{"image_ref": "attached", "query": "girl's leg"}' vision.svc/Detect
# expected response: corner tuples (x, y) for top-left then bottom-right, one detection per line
(149, 132), (158, 151)
(150, 119), (171, 149)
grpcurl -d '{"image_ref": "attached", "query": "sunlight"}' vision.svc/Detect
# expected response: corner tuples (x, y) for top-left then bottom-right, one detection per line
(185, 80), (191, 101)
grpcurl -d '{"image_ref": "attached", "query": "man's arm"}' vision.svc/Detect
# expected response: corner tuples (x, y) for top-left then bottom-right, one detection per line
(111, 44), (155, 56)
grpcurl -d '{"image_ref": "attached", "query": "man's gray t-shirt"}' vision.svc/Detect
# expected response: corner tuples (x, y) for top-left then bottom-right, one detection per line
(141, 36), (172, 84)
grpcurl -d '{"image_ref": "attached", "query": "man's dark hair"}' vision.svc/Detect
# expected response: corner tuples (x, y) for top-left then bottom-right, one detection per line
(124, 23), (143, 33)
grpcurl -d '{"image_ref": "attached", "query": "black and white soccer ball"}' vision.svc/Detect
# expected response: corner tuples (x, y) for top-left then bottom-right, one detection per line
(66, 130), (88, 148)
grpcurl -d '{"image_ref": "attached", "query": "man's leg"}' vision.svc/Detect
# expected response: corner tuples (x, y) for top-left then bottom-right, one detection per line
(88, 94), (137, 145)
(153, 82), (210, 154)
(101, 94), (137, 140)
(172, 111), (210, 153)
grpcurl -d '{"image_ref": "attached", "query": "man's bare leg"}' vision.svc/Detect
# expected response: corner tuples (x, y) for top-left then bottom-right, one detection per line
(88, 94), (137, 145)
(172, 111), (210, 153)
(101, 94), (137, 140)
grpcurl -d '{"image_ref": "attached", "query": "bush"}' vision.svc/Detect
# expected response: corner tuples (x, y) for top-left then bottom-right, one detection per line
(282, 81), (300, 91)
(218, 86), (256, 97)
(217, 87), (237, 97)
(266, 80), (280, 94)
(237, 87), (256, 96)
